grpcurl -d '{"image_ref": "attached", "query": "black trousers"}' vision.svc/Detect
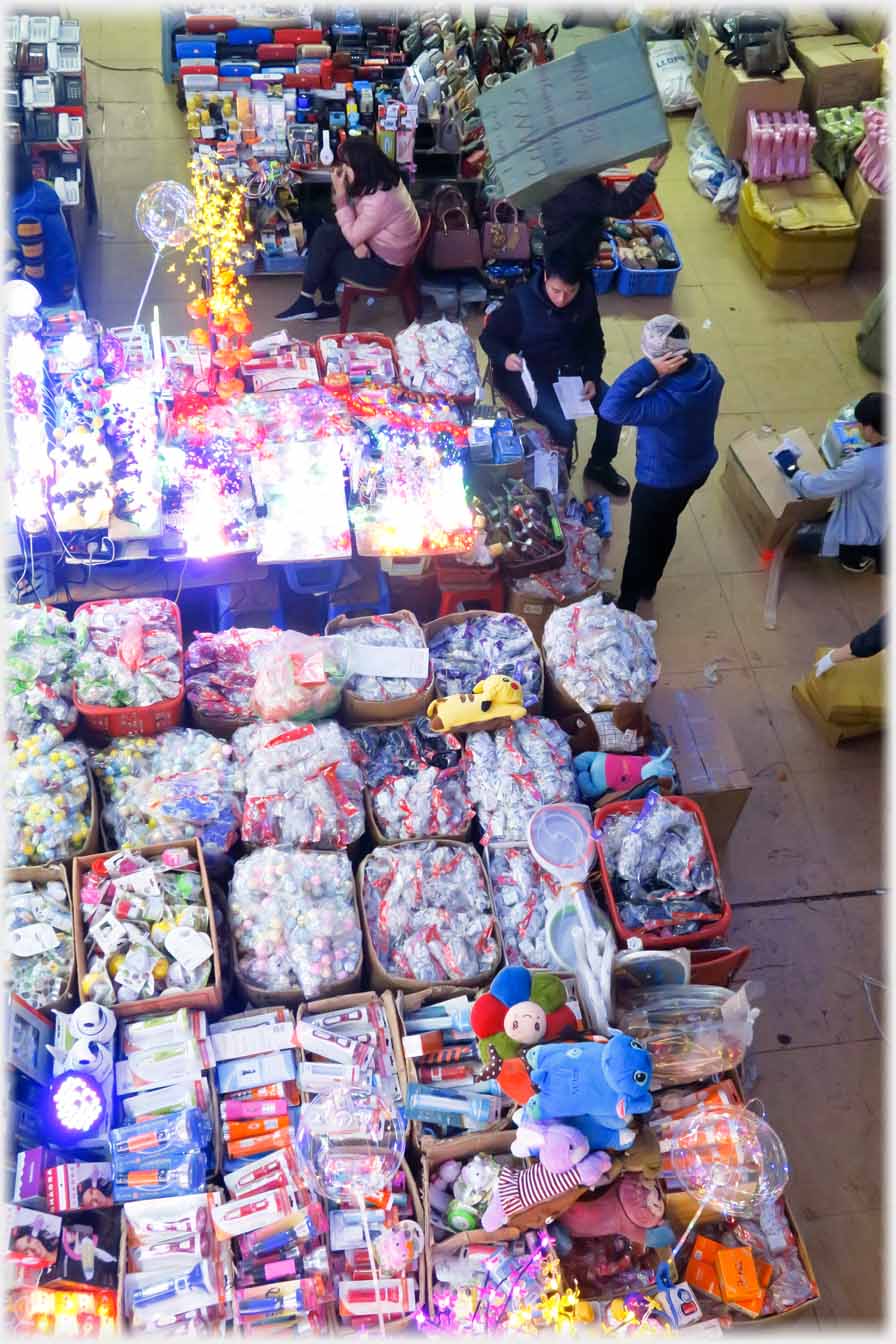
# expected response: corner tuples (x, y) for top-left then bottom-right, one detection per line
(618, 475), (709, 611)
(302, 221), (398, 300)
(492, 366), (621, 465)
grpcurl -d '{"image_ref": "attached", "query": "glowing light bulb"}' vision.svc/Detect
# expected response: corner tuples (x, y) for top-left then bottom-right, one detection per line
(5, 278), (41, 317)
(60, 330), (93, 369)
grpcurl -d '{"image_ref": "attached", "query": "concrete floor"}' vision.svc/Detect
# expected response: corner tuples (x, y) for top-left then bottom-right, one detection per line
(77, 9), (884, 1327)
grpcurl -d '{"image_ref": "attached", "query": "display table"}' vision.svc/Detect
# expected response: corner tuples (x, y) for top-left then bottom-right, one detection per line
(721, 427), (833, 630)
(46, 550), (272, 607)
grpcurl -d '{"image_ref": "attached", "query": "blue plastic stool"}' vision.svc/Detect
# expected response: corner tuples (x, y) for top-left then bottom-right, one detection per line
(216, 583), (285, 632)
(326, 567), (391, 624)
(282, 560), (346, 597)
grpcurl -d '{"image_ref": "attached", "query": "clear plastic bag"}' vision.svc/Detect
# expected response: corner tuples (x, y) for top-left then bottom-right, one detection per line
(249, 632), (349, 723)
(617, 982), (761, 1085)
(687, 109), (743, 215)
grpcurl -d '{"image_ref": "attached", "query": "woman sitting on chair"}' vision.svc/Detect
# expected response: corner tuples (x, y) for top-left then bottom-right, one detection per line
(276, 137), (421, 322)
(479, 243), (626, 495)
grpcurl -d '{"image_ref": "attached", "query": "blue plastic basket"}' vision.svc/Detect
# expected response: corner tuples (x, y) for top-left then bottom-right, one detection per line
(616, 223), (681, 297)
(592, 236), (618, 295)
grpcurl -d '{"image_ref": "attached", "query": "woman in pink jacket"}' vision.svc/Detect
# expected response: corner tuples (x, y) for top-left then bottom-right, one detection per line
(276, 137), (421, 321)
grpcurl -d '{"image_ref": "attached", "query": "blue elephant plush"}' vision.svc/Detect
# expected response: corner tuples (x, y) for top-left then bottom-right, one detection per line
(520, 1035), (654, 1151)
(574, 746), (676, 802)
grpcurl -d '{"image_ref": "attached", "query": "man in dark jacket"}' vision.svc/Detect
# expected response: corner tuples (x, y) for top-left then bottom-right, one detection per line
(479, 244), (628, 497)
(540, 153), (668, 269)
(600, 315), (724, 612)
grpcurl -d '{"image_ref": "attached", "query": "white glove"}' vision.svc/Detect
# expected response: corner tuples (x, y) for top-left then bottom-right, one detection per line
(814, 652), (835, 678)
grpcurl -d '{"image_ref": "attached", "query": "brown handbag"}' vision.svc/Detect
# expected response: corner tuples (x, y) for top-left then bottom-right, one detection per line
(427, 185), (483, 270)
(481, 198), (531, 262)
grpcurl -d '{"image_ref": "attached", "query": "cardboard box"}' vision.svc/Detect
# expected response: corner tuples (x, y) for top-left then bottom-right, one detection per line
(839, 12), (888, 48)
(689, 16), (718, 98)
(737, 164), (859, 288)
(5, 864), (77, 1015)
(647, 687), (752, 851)
(357, 841), (503, 994)
(326, 609), (435, 727)
(701, 39), (804, 160)
(844, 161), (885, 271)
(424, 608), (545, 712)
(507, 580), (601, 648)
(793, 34), (882, 111)
(721, 427), (833, 552)
(71, 837), (223, 1019)
(478, 28), (669, 207)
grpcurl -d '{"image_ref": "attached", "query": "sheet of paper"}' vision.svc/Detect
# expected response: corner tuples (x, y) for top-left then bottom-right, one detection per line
(346, 643), (430, 680)
(520, 357), (537, 410)
(532, 449), (559, 495)
(554, 375), (595, 419)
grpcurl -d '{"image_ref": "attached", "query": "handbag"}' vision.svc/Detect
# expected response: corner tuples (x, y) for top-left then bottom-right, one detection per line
(481, 198), (531, 261)
(428, 185), (483, 270)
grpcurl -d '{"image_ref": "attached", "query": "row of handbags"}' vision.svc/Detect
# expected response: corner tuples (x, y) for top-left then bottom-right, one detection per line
(427, 186), (531, 270)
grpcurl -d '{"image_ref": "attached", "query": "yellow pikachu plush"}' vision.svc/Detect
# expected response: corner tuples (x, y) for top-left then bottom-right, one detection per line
(426, 674), (527, 734)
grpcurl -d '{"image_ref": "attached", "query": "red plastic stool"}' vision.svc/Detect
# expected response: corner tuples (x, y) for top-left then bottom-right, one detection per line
(435, 558), (505, 617)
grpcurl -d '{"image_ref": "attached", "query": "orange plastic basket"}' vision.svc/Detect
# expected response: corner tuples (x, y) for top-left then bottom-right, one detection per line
(599, 171), (664, 221)
(593, 794), (731, 949)
(314, 331), (399, 384)
(73, 598), (185, 740)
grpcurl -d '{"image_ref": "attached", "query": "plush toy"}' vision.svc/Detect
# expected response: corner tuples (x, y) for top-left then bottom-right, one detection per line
(559, 1173), (665, 1250)
(603, 1126), (662, 1184)
(559, 703), (651, 756)
(574, 746), (675, 802)
(441, 1154), (502, 1233)
(510, 1120), (612, 1176)
(472, 967), (579, 1105)
(426, 674), (527, 734)
(519, 1036), (654, 1152)
(481, 1150), (612, 1232)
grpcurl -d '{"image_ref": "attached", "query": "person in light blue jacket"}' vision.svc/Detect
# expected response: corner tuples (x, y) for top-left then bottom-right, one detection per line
(779, 393), (887, 574)
(599, 314), (724, 612)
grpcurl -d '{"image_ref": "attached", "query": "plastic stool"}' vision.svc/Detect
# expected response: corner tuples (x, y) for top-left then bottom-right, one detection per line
(216, 582), (285, 632)
(435, 559), (505, 617)
(326, 567), (391, 624)
(689, 947), (751, 988)
(282, 560), (346, 596)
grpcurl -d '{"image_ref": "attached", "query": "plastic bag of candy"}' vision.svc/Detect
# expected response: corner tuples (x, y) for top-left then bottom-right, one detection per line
(355, 717), (473, 841)
(6, 726), (92, 865)
(428, 612), (543, 708)
(543, 596), (659, 710)
(229, 848), (362, 997)
(395, 319), (481, 400)
(464, 718), (576, 842)
(6, 605), (78, 741)
(91, 729), (240, 856)
(73, 598), (182, 707)
(5, 876), (74, 1009)
(336, 613), (431, 702)
(185, 627), (282, 722)
(249, 631), (350, 722)
(362, 841), (499, 983)
(487, 844), (589, 969)
(233, 719), (365, 849)
(597, 794), (722, 936)
(617, 984), (760, 1085)
(78, 846), (213, 1005)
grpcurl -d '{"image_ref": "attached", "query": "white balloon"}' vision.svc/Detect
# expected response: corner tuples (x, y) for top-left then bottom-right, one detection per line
(135, 180), (195, 250)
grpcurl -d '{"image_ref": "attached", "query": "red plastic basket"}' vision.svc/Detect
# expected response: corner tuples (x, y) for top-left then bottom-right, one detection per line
(599, 172), (664, 221)
(72, 598), (185, 740)
(593, 794), (731, 949)
(314, 331), (399, 385)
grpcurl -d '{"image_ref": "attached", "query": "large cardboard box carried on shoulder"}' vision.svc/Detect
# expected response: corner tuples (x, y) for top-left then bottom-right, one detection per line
(844, 161), (885, 271)
(700, 40), (804, 161)
(478, 28), (669, 209)
(792, 34), (882, 111)
(721, 427), (833, 553)
(737, 163), (858, 288)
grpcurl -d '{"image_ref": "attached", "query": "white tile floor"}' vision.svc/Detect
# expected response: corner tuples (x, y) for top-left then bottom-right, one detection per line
(79, 10), (885, 1326)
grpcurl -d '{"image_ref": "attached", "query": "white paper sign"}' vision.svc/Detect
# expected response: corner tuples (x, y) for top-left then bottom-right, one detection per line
(346, 644), (430, 681)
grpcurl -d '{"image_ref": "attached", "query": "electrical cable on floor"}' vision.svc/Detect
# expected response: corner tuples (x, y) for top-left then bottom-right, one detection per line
(861, 975), (885, 1040)
(85, 58), (164, 76)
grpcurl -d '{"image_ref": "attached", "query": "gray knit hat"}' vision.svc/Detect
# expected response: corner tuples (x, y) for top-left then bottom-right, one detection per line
(641, 314), (691, 359)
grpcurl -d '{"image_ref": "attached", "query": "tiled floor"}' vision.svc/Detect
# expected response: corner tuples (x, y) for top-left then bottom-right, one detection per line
(79, 11), (884, 1328)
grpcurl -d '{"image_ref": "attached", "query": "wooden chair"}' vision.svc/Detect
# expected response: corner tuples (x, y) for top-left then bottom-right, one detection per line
(339, 211), (432, 333)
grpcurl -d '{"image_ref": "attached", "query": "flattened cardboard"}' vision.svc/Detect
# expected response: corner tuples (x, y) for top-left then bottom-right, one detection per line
(647, 687), (752, 851)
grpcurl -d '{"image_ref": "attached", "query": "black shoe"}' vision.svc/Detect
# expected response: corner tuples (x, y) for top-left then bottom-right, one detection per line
(314, 301), (339, 320)
(584, 462), (630, 498)
(275, 294), (318, 320)
(840, 556), (875, 574)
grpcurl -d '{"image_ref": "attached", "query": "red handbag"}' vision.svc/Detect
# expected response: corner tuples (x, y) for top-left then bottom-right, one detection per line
(481, 198), (531, 261)
(427, 186), (483, 270)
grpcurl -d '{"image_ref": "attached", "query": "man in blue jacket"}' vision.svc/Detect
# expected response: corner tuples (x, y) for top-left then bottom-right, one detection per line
(600, 314), (724, 612)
